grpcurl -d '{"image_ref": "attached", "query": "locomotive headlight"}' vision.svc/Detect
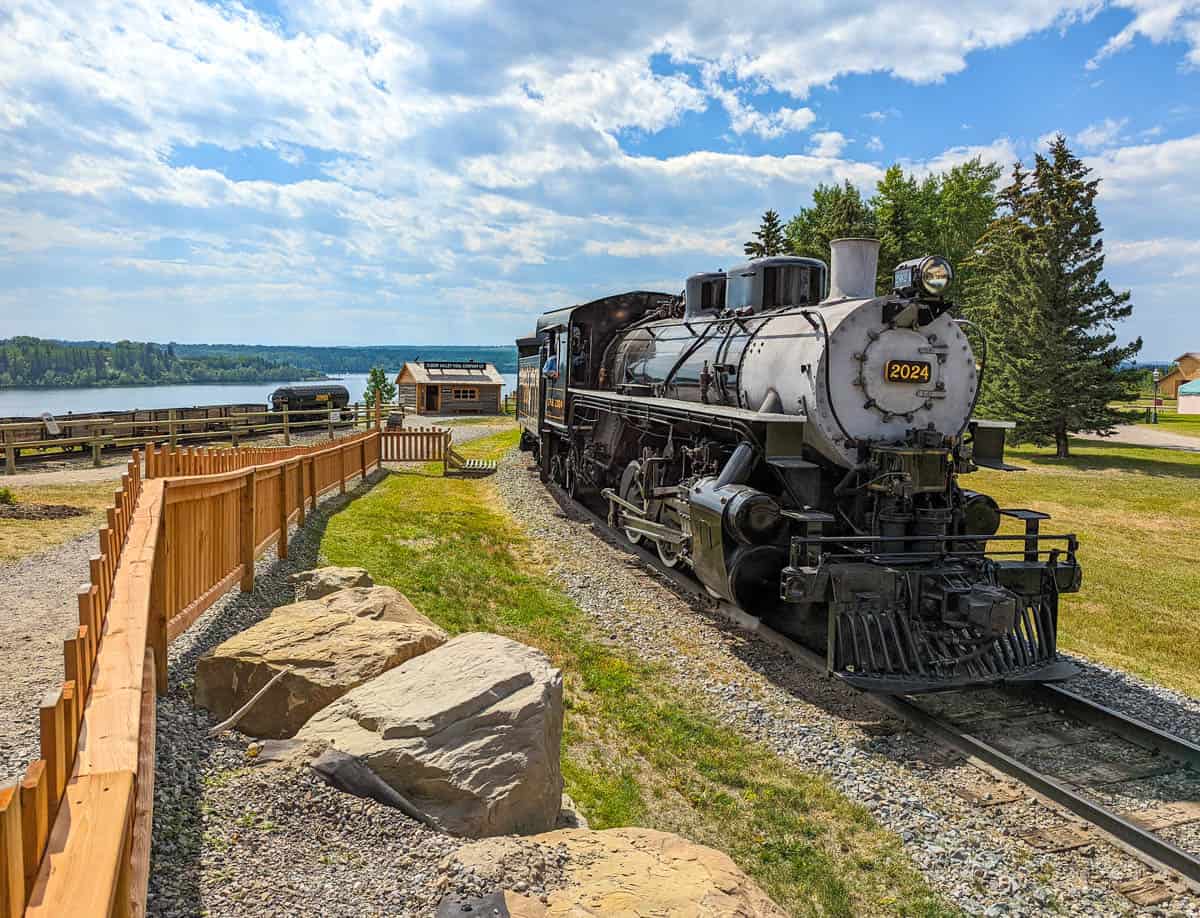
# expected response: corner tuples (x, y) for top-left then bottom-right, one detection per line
(918, 256), (953, 296)
(893, 255), (954, 298)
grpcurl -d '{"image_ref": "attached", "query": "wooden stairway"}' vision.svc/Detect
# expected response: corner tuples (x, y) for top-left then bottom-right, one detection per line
(444, 444), (497, 476)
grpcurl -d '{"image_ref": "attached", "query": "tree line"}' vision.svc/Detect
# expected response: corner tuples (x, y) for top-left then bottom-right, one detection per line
(173, 344), (520, 375)
(0, 337), (324, 389)
(743, 136), (1142, 457)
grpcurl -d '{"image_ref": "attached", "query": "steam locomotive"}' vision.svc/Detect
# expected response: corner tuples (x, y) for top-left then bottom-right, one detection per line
(516, 239), (1081, 693)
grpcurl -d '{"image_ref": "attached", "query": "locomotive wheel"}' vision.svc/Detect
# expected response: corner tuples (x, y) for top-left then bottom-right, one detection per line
(618, 460), (647, 545)
(564, 449), (585, 501)
(655, 502), (682, 568)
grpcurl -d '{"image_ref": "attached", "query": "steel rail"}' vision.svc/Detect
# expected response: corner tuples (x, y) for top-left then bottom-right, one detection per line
(551, 483), (1200, 894)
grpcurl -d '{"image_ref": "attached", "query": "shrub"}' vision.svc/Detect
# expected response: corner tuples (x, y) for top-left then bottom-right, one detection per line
(0, 487), (14, 505)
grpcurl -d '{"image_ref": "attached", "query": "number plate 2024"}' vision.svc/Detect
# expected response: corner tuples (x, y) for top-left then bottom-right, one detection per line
(884, 359), (931, 383)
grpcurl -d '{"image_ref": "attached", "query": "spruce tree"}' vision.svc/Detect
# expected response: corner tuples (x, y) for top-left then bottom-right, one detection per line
(744, 209), (787, 257)
(966, 136), (1141, 458)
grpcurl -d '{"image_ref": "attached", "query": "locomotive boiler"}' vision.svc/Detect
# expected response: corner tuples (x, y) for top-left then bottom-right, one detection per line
(517, 239), (1081, 693)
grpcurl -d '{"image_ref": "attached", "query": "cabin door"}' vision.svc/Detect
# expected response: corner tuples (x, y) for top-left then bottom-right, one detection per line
(425, 386), (440, 412)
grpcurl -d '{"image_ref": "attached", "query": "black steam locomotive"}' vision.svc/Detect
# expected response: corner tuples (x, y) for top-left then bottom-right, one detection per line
(516, 239), (1081, 693)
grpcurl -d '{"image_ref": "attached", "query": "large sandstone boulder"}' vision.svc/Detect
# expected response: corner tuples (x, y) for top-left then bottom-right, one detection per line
(290, 566), (373, 600)
(276, 585), (427, 625)
(437, 827), (786, 917)
(195, 603), (446, 738)
(297, 632), (563, 837)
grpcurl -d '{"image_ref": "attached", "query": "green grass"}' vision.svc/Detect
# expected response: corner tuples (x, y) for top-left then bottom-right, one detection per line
(0, 480), (116, 561)
(1144, 411), (1200, 438)
(320, 430), (954, 917)
(973, 440), (1200, 696)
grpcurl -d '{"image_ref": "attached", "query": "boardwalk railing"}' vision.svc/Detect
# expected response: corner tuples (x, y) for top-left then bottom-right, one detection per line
(0, 429), (388, 918)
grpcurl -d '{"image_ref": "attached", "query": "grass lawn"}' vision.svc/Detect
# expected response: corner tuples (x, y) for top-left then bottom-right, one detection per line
(1142, 411), (1200, 439)
(0, 480), (116, 561)
(320, 429), (953, 918)
(972, 440), (1200, 696)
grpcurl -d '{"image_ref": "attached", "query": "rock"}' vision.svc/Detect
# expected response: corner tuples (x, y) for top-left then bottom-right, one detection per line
(289, 566), (373, 600)
(194, 605), (446, 738)
(557, 793), (588, 830)
(274, 585), (427, 625)
(441, 827), (786, 917)
(297, 632), (563, 837)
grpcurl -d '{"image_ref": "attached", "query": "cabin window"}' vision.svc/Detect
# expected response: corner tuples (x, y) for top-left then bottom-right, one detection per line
(451, 387), (478, 400)
(762, 266), (816, 308)
(701, 278), (726, 310)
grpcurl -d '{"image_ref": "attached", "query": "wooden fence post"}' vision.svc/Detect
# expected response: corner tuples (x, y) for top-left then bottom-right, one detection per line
(19, 761), (47, 901)
(339, 444), (347, 495)
(167, 410), (177, 449)
(326, 410), (334, 440)
(277, 465), (289, 560)
(149, 511), (168, 695)
(0, 783), (23, 918)
(240, 470), (256, 592)
(91, 437), (102, 468)
(282, 407), (290, 446)
(295, 460), (305, 527)
(3, 431), (14, 477)
(375, 397), (381, 431)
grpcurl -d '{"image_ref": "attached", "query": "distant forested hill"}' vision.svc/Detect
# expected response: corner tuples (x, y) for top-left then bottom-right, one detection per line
(0, 337), (324, 388)
(172, 344), (519, 374)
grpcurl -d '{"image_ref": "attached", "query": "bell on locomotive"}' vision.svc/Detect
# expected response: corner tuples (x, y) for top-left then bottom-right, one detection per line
(518, 236), (1082, 694)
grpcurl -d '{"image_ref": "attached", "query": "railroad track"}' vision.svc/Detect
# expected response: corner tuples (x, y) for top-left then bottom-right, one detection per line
(553, 483), (1200, 909)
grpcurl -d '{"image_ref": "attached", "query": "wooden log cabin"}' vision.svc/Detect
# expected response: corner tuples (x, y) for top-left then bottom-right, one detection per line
(396, 360), (504, 415)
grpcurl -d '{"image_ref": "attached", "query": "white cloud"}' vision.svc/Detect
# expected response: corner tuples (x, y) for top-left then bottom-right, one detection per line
(809, 131), (848, 157)
(0, 0), (1198, 347)
(1088, 0), (1200, 69)
(1076, 117), (1129, 149)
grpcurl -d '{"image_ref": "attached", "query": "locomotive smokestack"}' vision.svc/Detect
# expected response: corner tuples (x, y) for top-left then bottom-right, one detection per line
(828, 237), (880, 300)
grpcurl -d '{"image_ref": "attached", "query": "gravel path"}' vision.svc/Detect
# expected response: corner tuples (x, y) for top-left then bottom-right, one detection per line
(1079, 424), (1200, 451)
(0, 531), (99, 785)
(493, 450), (1200, 918)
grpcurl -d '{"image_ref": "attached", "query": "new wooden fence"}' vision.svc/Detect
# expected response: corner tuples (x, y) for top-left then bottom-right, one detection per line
(0, 422), (465, 917)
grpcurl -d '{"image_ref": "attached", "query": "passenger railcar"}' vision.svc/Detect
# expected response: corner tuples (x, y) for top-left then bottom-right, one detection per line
(517, 239), (1081, 693)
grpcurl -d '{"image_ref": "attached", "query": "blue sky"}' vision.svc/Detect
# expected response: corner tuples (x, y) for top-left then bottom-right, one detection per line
(2, 1), (1199, 359)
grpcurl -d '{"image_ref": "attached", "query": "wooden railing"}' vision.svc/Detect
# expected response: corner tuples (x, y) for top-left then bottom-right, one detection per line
(143, 429), (374, 479)
(0, 430), (385, 918)
(1, 402), (407, 475)
(379, 426), (449, 462)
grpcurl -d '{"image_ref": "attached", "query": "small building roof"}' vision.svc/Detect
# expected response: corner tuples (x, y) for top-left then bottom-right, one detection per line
(397, 360), (504, 386)
(1179, 379), (1200, 395)
(1176, 353), (1200, 361)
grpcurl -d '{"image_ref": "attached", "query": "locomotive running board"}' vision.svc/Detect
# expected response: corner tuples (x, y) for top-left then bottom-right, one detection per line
(569, 387), (804, 426)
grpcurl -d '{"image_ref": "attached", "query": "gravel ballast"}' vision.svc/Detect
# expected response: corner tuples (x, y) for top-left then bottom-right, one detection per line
(493, 450), (1200, 918)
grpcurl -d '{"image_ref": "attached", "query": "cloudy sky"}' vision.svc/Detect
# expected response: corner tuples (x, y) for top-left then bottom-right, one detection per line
(1, 1), (1198, 357)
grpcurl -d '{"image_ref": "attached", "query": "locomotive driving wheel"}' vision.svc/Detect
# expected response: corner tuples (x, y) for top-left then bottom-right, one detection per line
(618, 460), (648, 545)
(564, 449), (581, 500)
(655, 501), (682, 568)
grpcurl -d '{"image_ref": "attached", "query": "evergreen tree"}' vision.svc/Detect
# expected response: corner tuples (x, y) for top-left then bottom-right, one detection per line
(784, 181), (876, 265)
(743, 209), (787, 258)
(871, 165), (928, 290)
(363, 366), (397, 408)
(965, 136), (1141, 458)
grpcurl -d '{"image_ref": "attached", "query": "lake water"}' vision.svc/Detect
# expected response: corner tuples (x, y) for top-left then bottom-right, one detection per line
(0, 373), (519, 418)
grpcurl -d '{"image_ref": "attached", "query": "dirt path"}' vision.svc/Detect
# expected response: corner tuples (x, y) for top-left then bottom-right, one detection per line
(1078, 423), (1200, 451)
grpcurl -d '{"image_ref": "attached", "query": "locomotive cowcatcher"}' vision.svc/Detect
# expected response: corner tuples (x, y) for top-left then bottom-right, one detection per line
(517, 239), (1081, 693)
